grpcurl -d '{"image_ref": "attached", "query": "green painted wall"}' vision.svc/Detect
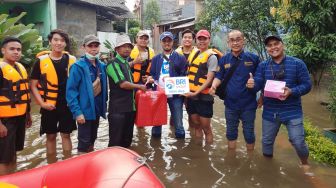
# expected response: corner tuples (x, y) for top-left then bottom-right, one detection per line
(0, 0), (56, 40)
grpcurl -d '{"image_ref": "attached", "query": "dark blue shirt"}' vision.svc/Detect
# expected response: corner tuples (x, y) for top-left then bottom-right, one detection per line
(85, 57), (103, 117)
(215, 51), (260, 110)
(253, 55), (312, 121)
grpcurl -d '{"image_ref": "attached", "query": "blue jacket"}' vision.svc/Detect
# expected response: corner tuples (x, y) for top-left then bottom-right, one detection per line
(253, 55), (312, 121)
(216, 51), (260, 110)
(150, 51), (188, 80)
(66, 57), (108, 120)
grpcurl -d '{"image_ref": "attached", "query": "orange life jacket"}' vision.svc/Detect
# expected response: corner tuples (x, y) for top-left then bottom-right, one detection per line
(130, 46), (155, 83)
(0, 62), (30, 118)
(187, 49), (218, 94)
(36, 52), (76, 106)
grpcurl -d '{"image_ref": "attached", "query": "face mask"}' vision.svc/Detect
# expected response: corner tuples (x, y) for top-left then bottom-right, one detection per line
(85, 53), (99, 60)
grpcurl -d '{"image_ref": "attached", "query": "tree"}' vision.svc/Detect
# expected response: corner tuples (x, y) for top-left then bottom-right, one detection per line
(197, 0), (277, 60)
(143, 0), (160, 29)
(273, 0), (336, 86)
(0, 12), (44, 69)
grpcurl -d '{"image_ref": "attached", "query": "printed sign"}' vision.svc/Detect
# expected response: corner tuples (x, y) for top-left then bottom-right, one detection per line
(164, 77), (190, 95)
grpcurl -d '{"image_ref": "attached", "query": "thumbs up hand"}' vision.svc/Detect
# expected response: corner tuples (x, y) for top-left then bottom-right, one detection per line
(246, 72), (255, 89)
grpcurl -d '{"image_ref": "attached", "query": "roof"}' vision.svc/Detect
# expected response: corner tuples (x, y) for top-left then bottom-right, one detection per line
(158, 17), (195, 26)
(170, 20), (195, 30)
(61, 0), (134, 19)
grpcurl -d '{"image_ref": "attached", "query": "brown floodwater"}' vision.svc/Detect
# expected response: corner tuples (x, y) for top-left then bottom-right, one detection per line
(14, 87), (336, 188)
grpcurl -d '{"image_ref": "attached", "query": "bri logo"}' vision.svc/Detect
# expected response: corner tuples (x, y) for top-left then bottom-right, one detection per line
(166, 80), (174, 89)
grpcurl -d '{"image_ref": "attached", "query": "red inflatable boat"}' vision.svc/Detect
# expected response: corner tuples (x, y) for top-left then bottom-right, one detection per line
(0, 147), (164, 188)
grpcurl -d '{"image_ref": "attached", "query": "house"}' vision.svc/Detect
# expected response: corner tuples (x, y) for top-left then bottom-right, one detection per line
(0, 0), (133, 54)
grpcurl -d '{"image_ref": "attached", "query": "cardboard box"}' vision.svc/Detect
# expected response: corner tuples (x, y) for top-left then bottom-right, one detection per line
(264, 80), (286, 99)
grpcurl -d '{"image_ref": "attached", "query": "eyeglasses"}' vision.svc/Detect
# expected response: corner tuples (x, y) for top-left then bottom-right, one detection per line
(229, 38), (243, 43)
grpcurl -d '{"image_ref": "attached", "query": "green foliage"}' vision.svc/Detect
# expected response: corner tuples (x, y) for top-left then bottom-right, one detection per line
(304, 120), (336, 166)
(328, 65), (336, 122)
(129, 27), (140, 43)
(197, 0), (277, 60)
(0, 12), (45, 69)
(100, 40), (116, 63)
(143, 0), (160, 29)
(275, 0), (336, 85)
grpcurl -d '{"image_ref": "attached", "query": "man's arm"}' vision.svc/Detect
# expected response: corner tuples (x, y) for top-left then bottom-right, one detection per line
(66, 65), (84, 123)
(210, 56), (225, 94)
(0, 71), (7, 138)
(106, 62), (146, 91)
(290, 60), (312, 97)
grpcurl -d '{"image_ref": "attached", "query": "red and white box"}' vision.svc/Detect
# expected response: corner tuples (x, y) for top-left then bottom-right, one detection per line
(264, 80), (286, 99)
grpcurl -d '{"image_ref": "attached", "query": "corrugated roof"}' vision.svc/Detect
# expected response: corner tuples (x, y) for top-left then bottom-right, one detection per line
(65, 0), (134, 19)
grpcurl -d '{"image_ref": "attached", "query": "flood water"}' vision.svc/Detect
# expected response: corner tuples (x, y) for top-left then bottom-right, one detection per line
(14, 86), (336, 188)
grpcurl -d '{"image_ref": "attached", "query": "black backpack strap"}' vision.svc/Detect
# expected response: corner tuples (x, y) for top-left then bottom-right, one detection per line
(162, 53), (175, 75)
(215, 57), (242, 100)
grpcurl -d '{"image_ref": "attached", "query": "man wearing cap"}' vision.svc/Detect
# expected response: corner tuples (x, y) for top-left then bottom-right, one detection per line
(31, 29), (77, 162)
(246, 35), (311, 166)
(129, 30), (155, 84)
(209, 30), (260, 150)
(106, 34), (146, 147)
(66, 34), (108, 154)
(184, 29), (218, 144)
(147, 31), (188, 138)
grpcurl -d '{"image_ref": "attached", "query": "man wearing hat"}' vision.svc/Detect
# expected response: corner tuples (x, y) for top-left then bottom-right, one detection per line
(106, 34), (146, 147)
(147, 31), (188, 138)
(66, 34), (108, 154)
(31, 29), (77, 162)
(129, 30), (155, 84)
(184, 29), (218, 144)
(246, 35), (311, 167)
(210, 30), (260, 150)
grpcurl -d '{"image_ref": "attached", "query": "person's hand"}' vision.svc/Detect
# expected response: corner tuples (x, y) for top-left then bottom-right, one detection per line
(41, 102), (56, 111)
(146, 76), (154, 84)
(0, 123), (8, 138)
(209, 85), (217, 96)
(138, 85), (147, 92)
(184, 92), (198, 98)
(246, 73), (254, 89)
(133, 55), (143, 65)
(76, 114), (85, 125)
(25, 113), (32, 128)
(279, 87), (291, 101)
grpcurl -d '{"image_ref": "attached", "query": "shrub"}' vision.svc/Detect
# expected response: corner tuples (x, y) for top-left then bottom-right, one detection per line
(304, 120), (336, 166)
(328, 65), (336, 122)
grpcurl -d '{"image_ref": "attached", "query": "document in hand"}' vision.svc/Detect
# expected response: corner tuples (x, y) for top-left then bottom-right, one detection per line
(264, 80), (286, 99)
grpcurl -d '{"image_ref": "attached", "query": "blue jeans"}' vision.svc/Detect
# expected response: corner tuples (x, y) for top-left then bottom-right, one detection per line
(262, 117), (309, 158)
(152, 96), (185, 138)
(225, 107), (256, 144)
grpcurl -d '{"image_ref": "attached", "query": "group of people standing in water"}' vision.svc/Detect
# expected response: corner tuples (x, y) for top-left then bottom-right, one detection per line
(0, 26), (311, 175)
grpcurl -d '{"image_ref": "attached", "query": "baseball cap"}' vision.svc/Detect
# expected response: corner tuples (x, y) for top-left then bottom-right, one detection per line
(83, 34), (100, 46)
(137, 30), (149, 37)
(264, 35), (283, 45)
(114, 34), (134, 50)
(160, 31), (174, 41)
(196, 30), (210, 39)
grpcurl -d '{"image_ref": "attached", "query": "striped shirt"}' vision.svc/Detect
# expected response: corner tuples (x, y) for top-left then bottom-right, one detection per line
(253, 55), (312, 121)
